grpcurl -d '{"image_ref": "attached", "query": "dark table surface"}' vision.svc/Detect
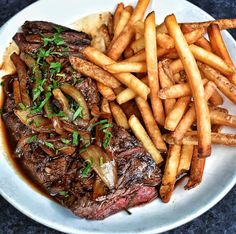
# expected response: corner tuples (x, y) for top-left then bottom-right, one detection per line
(0, 0), (235, 233)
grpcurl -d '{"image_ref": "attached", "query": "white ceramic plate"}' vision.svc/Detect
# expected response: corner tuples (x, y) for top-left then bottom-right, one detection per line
(0, 0), (236, 233)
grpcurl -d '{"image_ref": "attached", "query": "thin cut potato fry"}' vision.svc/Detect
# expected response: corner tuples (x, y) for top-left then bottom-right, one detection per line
(110, 102), (129, 129)
(208, 24), (234, 66)
(163, 132), (236, 146)
(101, 98), (111, 113)
(164, 96), (191, 131)
(156, 28), (205, 50)
(130, 37), (145, 53)
(159, 79), (208, 99)
(125, 5), (133, 14)
(113, 3), (124, 33)
(97, 82), (116, 101)
(159, 61), (176, 115)
(134, 20), (145, 35)
(123, 47), (134, 59)
(160, 145), (181, 203)
(198, 62), (236, 104)
(165, 14), (211, 157)
(116, 77), (148, 104)
(169, 59), (184, 74)
(172, 81), (215, 147)
(177, 145), (194, 175)
(209, 88), (224, 106)
(145, 12), (165, 125)
(128, 115), (163, 164)
(182, 18), (236, 31)
(82, 47), (150, 100)
(135, 96), (167, 151)
(107, 0), (150, 60)
(98, 24), (111, 49)
(156, 18), (236, 36)
(189, 44), (234, 76)
(194, 37), (213, 52)
(184, 146), (205, 190)
(156, 33), (174, 49)
(113, 10), (131, 40)
(69, 56), (121, 88)
(210, 108), (236, 128)
(207, 23), (236, 86)
(123, 49), (146, 62)
(104, 62), (147, 73)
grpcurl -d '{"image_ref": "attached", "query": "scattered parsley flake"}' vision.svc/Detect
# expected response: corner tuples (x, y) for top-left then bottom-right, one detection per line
(72, 131), (78, 146)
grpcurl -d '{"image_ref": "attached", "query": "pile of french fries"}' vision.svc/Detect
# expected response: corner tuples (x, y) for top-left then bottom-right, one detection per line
(74, 0), (236, 202)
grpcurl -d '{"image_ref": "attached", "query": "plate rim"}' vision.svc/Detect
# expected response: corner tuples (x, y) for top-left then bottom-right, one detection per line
(0, 0), (235, 233)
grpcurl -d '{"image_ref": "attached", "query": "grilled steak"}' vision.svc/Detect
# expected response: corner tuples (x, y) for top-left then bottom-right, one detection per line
(1, 21), (162, 220)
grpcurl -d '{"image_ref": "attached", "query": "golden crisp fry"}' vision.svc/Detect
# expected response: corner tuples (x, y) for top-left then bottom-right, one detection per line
(145, 12), (165, 125)
(128, 115), (163, 164)
(135, 96), (167, 151)
(110, 102), (129, 129)
(160, 145), (181, 203)
(165, 14), (211, 157)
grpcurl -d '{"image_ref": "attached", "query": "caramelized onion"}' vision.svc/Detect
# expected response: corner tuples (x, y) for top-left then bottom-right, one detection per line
(14, 109), (53, 132)
(80, 145), (117, 189)
(60, 84), (90, 120)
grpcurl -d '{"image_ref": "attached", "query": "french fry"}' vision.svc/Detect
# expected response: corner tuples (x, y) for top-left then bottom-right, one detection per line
(164, 96), (191, 131)
(160, 145), (182, 203)
(135, 96), (167, 151)
(104, 61), (147, 73)
(159, 79), (208, 99)
(133, 20), (145, 35)
(113, 3), (124, 33)
(156, 22), (168, 33)
(125, 5), (134, 14)
(156, 28), (205, 50)
(177, 145), (194, 175)
(209, 88), (224, 106)
(145, 12), (165, 125)
(182, 18), (236, 31)
(172, 81), (215, 149)
(159, 61), (176, 115)
(207, 23), (236, 86)
(107, 0), (150, 60)
(181, 24), (213, 52)
(130, 37), (145, 53)
(198, 62), (236, 104)
(189, 44), (234, 76)
(107, 12), (113, 37)
(110, 102), (129, 129)
(169, 59), (184, 74)
(69, 56), (121, 88)
(210, 107), (236, 128)
(184, 146), (205, 190)
(156, 33), (174, 49)
(163, 132), (236, 146)
(97, 82), (116, 101)
(116, 77), (148, 104)
(165, 14), (211, 157)
(101, 98), (111, 113)
(123, 49), (146, 62)
(113, 9), (131, 40)
(128, 115), (163, 164)
(194, 37), (213, 52)
(98, 24), (111, 49)
(82, 47), (150, 100)
(123, 47), (134, 59)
